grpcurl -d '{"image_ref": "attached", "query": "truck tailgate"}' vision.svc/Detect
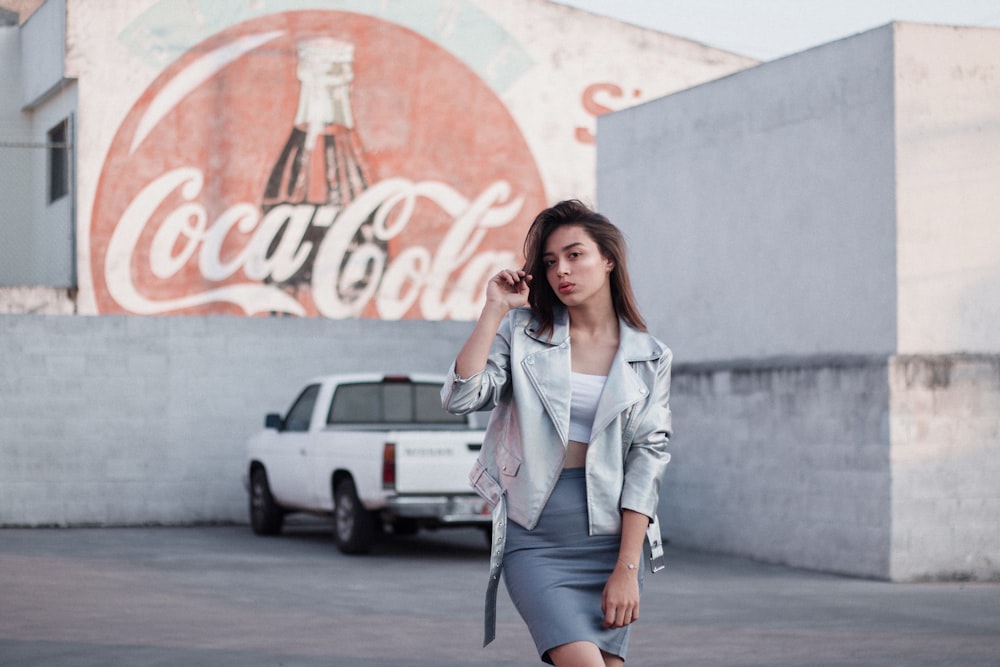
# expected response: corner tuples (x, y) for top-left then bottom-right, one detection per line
(392, 430), (484, 495)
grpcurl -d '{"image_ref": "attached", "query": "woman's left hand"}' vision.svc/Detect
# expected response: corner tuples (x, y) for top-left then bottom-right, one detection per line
(601, 562), (641, 629)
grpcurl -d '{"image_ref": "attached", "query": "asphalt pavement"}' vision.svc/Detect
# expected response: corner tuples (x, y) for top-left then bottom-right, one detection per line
(1, 522), (998, 666)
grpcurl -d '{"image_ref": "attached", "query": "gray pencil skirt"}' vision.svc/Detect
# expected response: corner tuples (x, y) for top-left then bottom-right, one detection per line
(503, 467), (644, 664)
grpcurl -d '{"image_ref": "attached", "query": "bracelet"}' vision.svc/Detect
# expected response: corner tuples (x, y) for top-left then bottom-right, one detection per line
(618, 559), (637, 570)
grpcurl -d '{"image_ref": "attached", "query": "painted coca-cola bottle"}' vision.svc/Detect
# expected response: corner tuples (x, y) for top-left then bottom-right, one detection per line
(262, 37), (380, 300)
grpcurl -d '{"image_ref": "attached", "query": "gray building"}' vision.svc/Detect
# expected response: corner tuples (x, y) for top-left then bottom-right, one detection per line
(598, 22), (1000, 581)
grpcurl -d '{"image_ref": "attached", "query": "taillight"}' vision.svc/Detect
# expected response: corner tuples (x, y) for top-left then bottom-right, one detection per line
(382, 442), (396, 489)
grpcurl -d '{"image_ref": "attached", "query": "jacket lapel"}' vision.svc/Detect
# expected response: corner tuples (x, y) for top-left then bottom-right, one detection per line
(591, 322), (661, 438)
(520, 309), (662, 445)
(522, 310), (571, 445)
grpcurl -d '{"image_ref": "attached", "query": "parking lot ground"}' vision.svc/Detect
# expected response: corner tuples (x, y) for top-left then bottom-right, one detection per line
(1, 523), (998, 666)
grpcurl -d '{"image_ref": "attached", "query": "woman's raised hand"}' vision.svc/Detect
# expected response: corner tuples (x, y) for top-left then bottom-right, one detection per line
(486, 269), (532, 312)
(455, 269), (531, 378)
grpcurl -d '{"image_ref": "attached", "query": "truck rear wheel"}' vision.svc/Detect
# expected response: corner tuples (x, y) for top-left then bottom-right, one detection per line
(334, 478), (377, 554)
(249, 468), (284, 535)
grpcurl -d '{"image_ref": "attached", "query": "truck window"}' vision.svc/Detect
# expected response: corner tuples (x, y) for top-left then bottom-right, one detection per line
(413, 383), (465, 424)
(285, 384), (320, 432)
(383, 383), (411, 422)
(329, 383), (380, 423)
(327, 382), (466, 425)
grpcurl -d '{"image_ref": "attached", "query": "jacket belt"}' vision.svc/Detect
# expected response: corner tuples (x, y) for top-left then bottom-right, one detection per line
(482, 495), (665, 647)
(646, 514), (666, 572)
(483, 495), (507, 646)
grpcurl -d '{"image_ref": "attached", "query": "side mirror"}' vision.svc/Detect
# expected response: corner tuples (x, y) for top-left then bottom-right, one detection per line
(265, 413), (284, 430)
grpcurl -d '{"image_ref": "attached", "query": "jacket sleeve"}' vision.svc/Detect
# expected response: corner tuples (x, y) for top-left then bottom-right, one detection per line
(619, 348), (673, 520)
(440, 312), (515, 415)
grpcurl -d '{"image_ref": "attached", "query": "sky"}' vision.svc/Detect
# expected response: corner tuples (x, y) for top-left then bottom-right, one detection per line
(554, 0), (1000, 60)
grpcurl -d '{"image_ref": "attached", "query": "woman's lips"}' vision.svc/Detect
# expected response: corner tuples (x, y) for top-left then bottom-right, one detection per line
(558, 282), (574, 294)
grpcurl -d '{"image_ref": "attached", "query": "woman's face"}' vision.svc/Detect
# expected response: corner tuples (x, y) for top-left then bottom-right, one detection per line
(542, 224), (614, 308)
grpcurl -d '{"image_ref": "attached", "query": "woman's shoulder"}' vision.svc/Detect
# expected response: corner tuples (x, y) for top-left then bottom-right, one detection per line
(649, 332), (672, 360)
(502, 306), (538, 332)
(622, 322), (672, 363)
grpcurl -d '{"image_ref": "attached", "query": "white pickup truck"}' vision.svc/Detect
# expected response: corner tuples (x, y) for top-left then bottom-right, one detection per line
(244, 373), (490, 554)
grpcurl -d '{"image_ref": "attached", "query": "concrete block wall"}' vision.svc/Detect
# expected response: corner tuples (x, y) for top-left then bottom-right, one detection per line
(4, 316), (998, 582)
(657, 355), (1000, 581)
(659, 358), (893, 579)
(0, 314), (472, 526)
(889, 355), (1000, 581)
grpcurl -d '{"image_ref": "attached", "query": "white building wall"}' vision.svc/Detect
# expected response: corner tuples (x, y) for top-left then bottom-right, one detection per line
(0, 24), (36, 285)
(598, 25), (898, 364)
(18, 0), (64, 104)
(27, 84), (76, 286)
(894, 24), (1000, 355)
(598, 23), (1000, 581)
(1, 0), (75, 288)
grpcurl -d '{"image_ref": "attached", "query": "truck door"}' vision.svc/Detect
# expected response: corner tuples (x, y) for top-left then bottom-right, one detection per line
(265, 383), (320, 508)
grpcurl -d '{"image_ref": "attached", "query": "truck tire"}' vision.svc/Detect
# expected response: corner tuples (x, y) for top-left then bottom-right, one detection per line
(334, 478), (377, 554)
(249, 468), (284, 535)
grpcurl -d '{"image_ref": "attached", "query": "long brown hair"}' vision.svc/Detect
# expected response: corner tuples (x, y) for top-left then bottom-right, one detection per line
(522, 199), (647, 337)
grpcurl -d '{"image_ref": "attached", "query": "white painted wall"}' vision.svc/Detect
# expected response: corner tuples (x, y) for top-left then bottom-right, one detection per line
(27, 84), (76, 287)
(597, 25), (899, 363)
(1, 0), (75, 288)
(482, 0), (759, 201)
(894, 24), (1000, 355)
(0, 24), (35, 285)
(18, 0), (63, 105)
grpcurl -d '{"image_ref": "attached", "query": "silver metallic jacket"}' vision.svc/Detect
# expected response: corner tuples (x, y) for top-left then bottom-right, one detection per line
(441, 306), (672, 645)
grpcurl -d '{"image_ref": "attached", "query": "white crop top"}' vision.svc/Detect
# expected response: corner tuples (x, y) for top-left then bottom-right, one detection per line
(568, 372), (606, 443)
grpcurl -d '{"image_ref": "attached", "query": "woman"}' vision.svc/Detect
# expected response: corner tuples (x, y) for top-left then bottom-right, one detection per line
(441, 200), (672, 666)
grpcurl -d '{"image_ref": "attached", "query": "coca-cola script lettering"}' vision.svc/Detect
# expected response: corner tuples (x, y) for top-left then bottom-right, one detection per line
(106, 169), (524, 320)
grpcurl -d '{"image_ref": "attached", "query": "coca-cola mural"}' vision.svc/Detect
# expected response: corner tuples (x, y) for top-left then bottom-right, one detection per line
(91, 10), (546, 319)
(83, 2), (753, 319)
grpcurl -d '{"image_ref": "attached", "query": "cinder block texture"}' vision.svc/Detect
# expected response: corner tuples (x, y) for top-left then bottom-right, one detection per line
(660, 358), (894, 579)
(889, 356), (1000, 581)
(660, 355), (1000, 581)
(0, 314), (473, 526)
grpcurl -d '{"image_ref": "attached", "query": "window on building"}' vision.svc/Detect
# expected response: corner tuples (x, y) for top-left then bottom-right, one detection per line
(48, 119), (69, 203)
